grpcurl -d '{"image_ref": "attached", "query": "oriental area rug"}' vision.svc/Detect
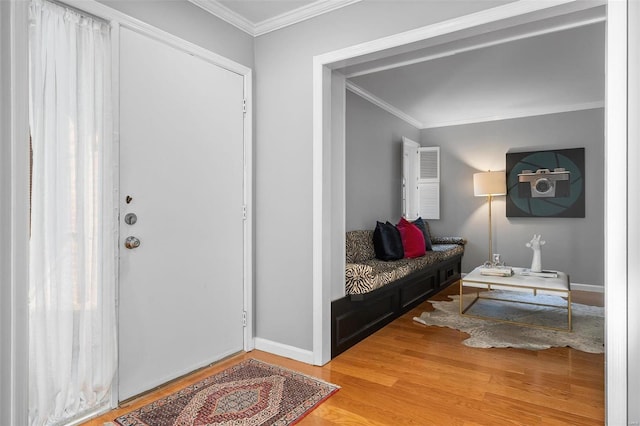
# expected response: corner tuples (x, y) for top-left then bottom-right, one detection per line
(413, 291), (604, 353)
(113, 359), (339, 426)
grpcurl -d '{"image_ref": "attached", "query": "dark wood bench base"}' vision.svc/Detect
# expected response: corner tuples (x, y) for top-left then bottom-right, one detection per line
(331, 255), (462, 358)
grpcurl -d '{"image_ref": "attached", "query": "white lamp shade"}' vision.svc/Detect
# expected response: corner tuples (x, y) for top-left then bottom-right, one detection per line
(474, 171), (506, 196)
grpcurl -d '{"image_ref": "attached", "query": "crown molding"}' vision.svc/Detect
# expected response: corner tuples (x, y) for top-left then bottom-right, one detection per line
(347, 77), (603, 130)
(346, 76), (604, 130)
(421, 101), (604, 129)
(345, 81), (424, 129)
(188, 0), (362, 37)
(188, 0), (254, 35)
(254, 0), (361, 36)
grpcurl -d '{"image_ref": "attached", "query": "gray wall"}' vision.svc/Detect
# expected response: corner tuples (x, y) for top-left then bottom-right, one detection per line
(98, 0), (254, 69)
(255, 0), (508, 351)
(253, 0), (511, 352)
(421, 108), (604, 286)
(345, 91), (421, 231)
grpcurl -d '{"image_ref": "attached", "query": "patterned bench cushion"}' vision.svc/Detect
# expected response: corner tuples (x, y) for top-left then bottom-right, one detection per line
(345, 226), (465, 295)
(345, 243), (465, 295)
(345, 230), (376, 264)
(431, 236), (466, 245)
(345, 262), (411, 295)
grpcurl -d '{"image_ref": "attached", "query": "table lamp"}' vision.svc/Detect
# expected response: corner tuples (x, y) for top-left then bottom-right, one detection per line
(473, 171), (506, 264)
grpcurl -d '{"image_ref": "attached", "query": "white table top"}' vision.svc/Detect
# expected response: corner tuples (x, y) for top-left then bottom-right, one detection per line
(463, 266), (570, 291)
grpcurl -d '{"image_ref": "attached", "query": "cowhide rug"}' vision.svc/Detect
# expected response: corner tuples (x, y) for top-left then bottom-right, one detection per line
(413, 291), (604, 353)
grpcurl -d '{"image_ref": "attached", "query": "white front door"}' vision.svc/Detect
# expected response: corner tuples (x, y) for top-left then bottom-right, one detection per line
(118, 27), (246, 401)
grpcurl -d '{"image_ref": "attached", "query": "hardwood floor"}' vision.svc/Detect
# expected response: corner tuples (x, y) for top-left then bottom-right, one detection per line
(85, 284), (604, 425)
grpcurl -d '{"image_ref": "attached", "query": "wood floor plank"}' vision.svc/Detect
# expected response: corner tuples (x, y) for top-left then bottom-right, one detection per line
(83, 283), (604, 425)
(483, 392), (604, 425)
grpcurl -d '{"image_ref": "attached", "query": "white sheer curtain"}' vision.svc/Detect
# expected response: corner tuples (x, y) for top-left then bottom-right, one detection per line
(28, 1), (116, 424)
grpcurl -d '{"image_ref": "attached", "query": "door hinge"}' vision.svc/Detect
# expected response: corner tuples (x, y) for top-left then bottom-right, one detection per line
(242, 99), (247, 114)
(242, 311), (247, 327)
(242, 205), (247, 220)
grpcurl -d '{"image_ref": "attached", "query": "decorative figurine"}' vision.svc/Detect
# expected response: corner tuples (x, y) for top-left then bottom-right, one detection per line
(526, 234), (545, 272)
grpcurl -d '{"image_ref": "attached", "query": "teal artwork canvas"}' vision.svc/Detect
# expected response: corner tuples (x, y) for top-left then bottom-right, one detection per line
(506, 148), (585, 218)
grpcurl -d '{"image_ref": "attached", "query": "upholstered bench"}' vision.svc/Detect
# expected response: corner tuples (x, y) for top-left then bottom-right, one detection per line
(331, 223), (465, 357)
(345, 229), (465, 296)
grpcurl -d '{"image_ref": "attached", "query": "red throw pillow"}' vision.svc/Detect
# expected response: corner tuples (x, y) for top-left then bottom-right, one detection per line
(396, 217), (426, 258)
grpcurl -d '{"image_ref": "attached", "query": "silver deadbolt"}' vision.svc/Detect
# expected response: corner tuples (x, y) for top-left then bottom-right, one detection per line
(125, 236), (141, 249)
(124, 213), (137, 225)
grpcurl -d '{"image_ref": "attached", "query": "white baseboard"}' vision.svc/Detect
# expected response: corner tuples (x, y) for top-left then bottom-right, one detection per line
(571, 283), (604, 293)
(253, 337), (314, 365)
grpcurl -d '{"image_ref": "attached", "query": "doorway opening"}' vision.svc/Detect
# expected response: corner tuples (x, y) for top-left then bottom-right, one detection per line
(312, 1), (627, 422)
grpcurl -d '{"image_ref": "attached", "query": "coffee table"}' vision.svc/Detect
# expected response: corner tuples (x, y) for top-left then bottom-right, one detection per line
(460, 266), (572, 331)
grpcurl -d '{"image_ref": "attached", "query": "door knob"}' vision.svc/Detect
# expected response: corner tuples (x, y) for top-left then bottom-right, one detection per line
(125, 236), (141, 249)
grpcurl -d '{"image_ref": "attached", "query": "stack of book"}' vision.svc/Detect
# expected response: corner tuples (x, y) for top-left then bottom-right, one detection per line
(480, 266), (514, 277)
(520, 269), (559, 278)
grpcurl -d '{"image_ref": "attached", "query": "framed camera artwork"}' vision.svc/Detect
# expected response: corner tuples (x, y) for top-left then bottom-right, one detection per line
(506, 148), (585, 218)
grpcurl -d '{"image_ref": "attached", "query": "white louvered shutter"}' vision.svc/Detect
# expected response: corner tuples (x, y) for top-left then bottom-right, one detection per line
(417, 147), (440, 219)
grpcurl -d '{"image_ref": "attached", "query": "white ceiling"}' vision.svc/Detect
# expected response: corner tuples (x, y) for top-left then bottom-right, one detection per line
(190, 1), (605, 129)
(347, 19), (605, 129)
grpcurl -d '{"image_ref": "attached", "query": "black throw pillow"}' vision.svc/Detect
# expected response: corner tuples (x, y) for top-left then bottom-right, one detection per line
(373, 221), (404, 261)
(413, 217), (433, 251)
